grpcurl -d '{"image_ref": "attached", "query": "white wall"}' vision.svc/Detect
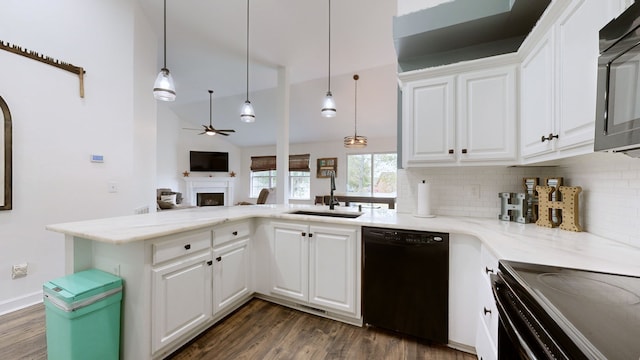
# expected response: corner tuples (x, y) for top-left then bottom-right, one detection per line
(0, 0), (157, 314)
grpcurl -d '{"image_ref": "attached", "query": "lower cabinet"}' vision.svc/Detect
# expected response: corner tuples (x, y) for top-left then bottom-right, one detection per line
(475, 245), (500, 360)
(150, 230), (214, 354)
(270, 221), (361, 318)
(212, 238), (251, 315)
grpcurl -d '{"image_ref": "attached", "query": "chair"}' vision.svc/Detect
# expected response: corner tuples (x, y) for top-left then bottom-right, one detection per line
(256, 188), (270, 204)
(237, 188), (270, 205)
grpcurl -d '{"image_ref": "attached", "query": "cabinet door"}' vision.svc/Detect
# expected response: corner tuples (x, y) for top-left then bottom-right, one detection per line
(555, 0), (617, 151)
(521, 29), (555, 159)
(308, 225), (359, 316)
(213, 238), (250, 315)
(270, 222), (309, 302)
(458, 65), (517, 162)
(151, 251), (213, 353)
(402, 76), (456, 165)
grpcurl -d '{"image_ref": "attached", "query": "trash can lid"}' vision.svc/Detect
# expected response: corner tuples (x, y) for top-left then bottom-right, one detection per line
(43, 269), (122, 304)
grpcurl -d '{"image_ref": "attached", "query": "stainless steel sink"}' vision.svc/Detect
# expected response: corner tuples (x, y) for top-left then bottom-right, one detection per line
(287, 210), (363, 218)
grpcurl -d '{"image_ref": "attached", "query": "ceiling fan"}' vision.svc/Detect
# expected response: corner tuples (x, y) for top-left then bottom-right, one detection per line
(184, 90), (236, 136)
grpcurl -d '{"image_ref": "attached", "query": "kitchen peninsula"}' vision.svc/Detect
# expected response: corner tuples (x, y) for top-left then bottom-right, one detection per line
(47, 205), (640, 360)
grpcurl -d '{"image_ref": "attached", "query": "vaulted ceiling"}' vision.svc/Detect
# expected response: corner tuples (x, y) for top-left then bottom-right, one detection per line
(137, 0), (399, 147)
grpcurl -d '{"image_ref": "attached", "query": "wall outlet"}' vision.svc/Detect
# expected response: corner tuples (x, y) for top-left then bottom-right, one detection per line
(108, 181), (119, 193)
(11, 263), (28, 279)
(134, 206), (149, 214)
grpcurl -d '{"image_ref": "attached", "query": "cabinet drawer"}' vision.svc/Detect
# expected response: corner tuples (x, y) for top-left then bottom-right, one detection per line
(152, 230), (212, 265)
(213, 220), (250, 246)
(480, 245), (499, 283)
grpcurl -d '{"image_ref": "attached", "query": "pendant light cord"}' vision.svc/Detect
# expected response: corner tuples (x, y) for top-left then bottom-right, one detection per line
(354, 75), (358, 135)
(163, 0), (167, 69)
(246, 0), (250, 102)
(209, 90), (213, 126)
(327, 0), (331, 92)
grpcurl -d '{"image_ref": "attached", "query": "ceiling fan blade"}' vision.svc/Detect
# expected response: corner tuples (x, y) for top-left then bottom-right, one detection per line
(215, 129), (236, 133)
(214, 130), (230, 136)
(182, 128), (202, 131)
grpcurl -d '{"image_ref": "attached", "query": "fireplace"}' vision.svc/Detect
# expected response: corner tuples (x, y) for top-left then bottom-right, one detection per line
(183, 177), (235, 206)
(197, 193), (224, 207)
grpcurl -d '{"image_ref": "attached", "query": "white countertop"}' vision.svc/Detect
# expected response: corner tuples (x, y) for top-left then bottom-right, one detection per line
(46, 204), (640, 277)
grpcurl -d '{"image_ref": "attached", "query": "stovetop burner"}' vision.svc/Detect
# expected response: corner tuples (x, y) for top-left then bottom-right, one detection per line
(499, 261), (640, 359)
(537, 272), (640, 305)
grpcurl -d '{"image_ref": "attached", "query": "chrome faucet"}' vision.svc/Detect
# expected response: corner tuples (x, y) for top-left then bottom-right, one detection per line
(329, 170), (339, 210)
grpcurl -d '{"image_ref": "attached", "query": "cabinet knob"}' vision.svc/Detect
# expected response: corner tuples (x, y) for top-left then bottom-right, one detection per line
(216, 256), (222, 262)
(232, 231), (238, 236)
(461, 149), (468, 154)
(309, 233), (313, 238)
(207, 260), (213, 266)
(448, 149), (454, 154)
(485, 267), (494, 274)
(301, 232), (307, 237)
(484, 307), (492, 315)
(541, 133), (559, 142)
(184, 244), (191, 250)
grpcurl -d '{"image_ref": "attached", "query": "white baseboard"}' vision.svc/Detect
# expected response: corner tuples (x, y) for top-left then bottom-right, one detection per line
(0, 290), (43, 316)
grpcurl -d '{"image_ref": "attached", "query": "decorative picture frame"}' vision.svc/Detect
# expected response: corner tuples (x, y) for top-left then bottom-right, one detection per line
(317, 157), (337, 178)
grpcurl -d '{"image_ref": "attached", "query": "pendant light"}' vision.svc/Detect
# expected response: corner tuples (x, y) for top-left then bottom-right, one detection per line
(344, 74), (367, 148)
(153, 0), (176, 101)
(240, 0), (256, 123)
(321, 0), (336, 117)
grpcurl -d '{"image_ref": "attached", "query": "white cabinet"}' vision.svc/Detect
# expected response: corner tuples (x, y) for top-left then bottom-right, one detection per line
(270, 221), (361, 318)
(520, 0), (628, 162)
(150, 230), (213, 354)
(212, 235), (251, 315)
(402, 75), (456, 163)
(400, 57), (518, 167)
(457, 66), (517, 163)
(475, 245), (499, 360)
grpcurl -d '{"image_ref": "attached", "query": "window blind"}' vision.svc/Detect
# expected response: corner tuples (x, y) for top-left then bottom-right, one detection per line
(250, 154), (310, 172)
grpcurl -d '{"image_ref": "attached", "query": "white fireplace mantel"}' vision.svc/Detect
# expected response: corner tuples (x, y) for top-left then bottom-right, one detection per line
(183, 177), (235, 206)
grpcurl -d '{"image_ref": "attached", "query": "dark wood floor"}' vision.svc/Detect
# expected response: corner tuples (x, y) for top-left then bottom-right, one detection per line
(0, 299), (475, 360)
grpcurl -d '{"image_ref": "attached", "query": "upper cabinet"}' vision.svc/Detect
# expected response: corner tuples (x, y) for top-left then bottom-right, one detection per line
(520, 0), (629, 163)
(400, 56), (519, 167)
(399, 0), (633, 167)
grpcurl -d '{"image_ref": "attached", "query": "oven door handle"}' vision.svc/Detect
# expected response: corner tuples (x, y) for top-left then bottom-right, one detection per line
(491, 275), (540, 360)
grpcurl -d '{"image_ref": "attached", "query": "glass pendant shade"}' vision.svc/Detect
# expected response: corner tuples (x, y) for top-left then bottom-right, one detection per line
(321, 91), (337, 117)
(344, 135), (368, 148)
(153, 68), (176, 101)
(240, 100), (255, 123)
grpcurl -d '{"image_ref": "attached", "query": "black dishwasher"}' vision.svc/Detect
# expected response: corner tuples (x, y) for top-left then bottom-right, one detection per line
(362, 226), (449, 343)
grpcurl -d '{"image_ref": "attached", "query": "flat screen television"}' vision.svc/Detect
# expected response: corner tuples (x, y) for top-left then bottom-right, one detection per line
(189, 151), (229, 172)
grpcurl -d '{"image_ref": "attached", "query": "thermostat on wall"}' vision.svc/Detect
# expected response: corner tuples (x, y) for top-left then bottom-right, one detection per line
(90, 154), (104, 163)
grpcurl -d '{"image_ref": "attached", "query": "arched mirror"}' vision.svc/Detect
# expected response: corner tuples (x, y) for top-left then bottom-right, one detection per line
(0, 96), (12, 210)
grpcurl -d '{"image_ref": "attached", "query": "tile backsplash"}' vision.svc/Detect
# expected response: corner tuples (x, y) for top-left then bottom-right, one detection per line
(397, 152), (640, 247)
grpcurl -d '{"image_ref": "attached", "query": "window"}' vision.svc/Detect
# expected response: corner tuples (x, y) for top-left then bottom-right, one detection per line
(347, 153), (397, 196)
(250, 154), (311, 200)
(249, 171), (310, 200)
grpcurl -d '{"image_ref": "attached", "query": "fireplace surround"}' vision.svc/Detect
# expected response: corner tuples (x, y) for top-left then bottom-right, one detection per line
(183, 177), (235, 206)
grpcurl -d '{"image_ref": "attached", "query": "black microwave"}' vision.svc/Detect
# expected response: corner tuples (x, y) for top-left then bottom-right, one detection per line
(595, 2), (640, 156)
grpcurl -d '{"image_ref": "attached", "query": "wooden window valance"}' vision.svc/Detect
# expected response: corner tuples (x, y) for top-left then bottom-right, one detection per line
(250, 154), (310, 172)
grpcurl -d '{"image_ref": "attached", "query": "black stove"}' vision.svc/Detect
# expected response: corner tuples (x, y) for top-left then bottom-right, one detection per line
(492, 260), (640, 359)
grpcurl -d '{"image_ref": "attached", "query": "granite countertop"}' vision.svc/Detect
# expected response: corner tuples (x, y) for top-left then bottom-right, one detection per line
(46, 204), (640, 277)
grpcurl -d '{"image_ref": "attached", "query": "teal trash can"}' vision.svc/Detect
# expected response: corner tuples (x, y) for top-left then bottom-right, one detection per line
(43, 269), (123, 360)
